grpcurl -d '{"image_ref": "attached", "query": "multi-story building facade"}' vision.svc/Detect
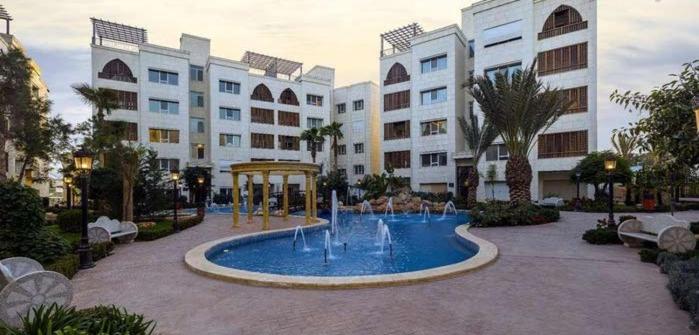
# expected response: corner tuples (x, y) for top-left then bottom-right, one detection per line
(0, 6), (51, 197)
(377, 0), (596, 202)
(90, 19), (379, 199)
(332, 82), (380, 183)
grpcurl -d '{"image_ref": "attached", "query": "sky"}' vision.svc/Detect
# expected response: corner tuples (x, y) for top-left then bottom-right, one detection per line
(4, 0), (699, 150)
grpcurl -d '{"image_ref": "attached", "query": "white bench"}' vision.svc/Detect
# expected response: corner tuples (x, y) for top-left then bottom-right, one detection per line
(0, 257), (73, 328)
(88, 216), (138, 244)
(618, 214), (697, 253)
(540, 197), (564, 207)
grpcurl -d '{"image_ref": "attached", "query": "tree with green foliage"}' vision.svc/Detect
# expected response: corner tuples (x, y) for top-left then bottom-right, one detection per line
(317, 170), (349, 207)
(320, 121), (344, 172)
(134, 149), (168, 219)
(469, 62), (571, 203)
(570, 151), (632, 198)
(300, 127), (324, 163)
(459, 110), (498, 207)
(610, 129), (640, 161)
(0, 48), (33, 180)
(357, 167), (409, 200)
(182, 166), (211, 203)
(486, 163), (497, 200)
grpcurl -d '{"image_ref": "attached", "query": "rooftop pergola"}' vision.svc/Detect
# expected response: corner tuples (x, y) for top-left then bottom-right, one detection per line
(380, 23), (424, 57)
(230, 162), (320, 230)
(91, 18), (147, 46)
(0, 5), (12, 34)
(241, 51), (303, 80)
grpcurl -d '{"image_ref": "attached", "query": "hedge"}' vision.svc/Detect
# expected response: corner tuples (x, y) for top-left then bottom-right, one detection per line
(136, 215), (203, 241)
(469, 202), (560, 227)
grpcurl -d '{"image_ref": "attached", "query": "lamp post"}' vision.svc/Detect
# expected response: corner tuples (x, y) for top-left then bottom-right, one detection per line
(197, 175), (205, 217)
(63, 175), (73, 209)
(575, 168), (582, 211)
(693, 95), (699, 134)
(171, 170), (180, 233)
(604, 159), (617, 225)
(73, 148), (94, 269)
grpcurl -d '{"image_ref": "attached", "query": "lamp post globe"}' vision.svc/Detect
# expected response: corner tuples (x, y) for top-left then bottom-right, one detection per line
(604, 159), (617, 225)
(171, 170), (181, 233)
(72, 148), (94, 269)
(196, 175), (205, 217)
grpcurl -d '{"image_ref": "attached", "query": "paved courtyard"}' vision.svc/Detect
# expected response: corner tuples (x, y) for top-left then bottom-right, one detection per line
(72, 211), (699, 335)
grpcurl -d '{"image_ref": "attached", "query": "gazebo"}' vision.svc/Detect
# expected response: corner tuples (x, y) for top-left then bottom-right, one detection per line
(230, 162), (320, 230)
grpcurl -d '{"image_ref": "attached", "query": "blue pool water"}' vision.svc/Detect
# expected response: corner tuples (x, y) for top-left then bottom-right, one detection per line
(206, 212), (477, 276)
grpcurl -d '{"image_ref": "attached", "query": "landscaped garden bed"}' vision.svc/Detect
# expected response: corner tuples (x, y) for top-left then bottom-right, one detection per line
(469, 201), (560, 227)
(136, 215), (203, 241)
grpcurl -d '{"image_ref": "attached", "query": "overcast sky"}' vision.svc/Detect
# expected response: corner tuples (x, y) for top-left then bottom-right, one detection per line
(4, 0), (699, 150)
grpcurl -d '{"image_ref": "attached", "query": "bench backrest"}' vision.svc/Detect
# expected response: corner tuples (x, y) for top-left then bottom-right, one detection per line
(89, 217), (122, 233)
(0, 262), (13, 289)
(641, 215), (689, 234)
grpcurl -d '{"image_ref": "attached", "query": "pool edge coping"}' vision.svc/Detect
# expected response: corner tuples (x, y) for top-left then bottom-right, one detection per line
(184, 217), (499, 289)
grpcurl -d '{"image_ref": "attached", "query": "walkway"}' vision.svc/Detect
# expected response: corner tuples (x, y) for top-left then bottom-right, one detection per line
(72, 211), (698, 335)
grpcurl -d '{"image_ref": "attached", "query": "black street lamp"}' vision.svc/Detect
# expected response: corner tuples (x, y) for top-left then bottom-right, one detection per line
(171, 170), (181, 233)
(604, 159), (617, 225)
(63, 175), (73, 209)
(73, 148), (94, 269)
(575, 167), (582, 211)
(197, 175), (205, 217)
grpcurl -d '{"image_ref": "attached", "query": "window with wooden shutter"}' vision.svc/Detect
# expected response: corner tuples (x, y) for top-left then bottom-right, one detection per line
(384, 63), (410, 85)
(384, 90), (410, 111)
(105, 89), (137, 110)
(384, 151), (411, 169)
(561, 86), (588, 114)
(537, 43), (587, 76)
(251, 107), (274, 124)
(278, 111), (299, 127)
(384, 121), (410, 140)
(278, 135), (300, 151)
(538, 130), (588, 158)
(251, 133), (274, 149)
(539, 5), (587, 40)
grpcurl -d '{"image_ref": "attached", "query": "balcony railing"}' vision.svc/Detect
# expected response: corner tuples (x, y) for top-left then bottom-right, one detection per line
(538, 21), (588, 40)
(98, 72), (137, 83)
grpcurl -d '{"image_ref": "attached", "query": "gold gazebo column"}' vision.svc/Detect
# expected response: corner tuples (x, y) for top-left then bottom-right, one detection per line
(282, 174), (289, 221)
(311, 173), (318, 221)
(304, 171), (311, 225)
(262, 170), (270, 230)
(232, 172), (240, 228)
(246, 174), (254, 224)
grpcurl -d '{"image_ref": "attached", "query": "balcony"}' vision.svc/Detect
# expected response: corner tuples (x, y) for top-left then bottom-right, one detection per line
(538, 21), (588, 40)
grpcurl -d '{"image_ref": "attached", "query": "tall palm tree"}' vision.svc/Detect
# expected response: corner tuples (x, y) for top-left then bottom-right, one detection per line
(300, 127), (324, 163)
(72, 83), (119, 121)
(469, 62), (571, 204)
(320, 122), (344, 172)
(611, 130), (640, 160)
(458, 110), (498, 207)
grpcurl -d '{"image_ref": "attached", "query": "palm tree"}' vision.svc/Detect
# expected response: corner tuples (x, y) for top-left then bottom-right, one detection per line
(320, 122), (343, 172)
(300, 128), (324, 163)
(469, 62), (571, 203)
(458, 110), (498, 207)
(115, 145), (146, 221)
(611, 130), (640, 160)
(72, 83), (119, 121)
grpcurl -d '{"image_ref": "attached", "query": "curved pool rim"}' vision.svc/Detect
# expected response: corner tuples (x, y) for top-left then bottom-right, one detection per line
(184, 216), (498, 289)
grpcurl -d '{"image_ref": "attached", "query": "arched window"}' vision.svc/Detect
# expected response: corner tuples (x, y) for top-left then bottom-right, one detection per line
(251, 84), (274, 102)
(278, 88), (299, 106)
(384, 63), (410, 86)
(98, 59), (137, 83)
(539, 5), (587, 40)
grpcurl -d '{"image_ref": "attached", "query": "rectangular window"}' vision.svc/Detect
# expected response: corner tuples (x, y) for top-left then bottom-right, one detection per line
(189, 117), (205, 133)
(338, 144), (346, 155)
(156, 158), (179, 171)
(306, 141), (323, 152)
(190, 65), (203, 81)
(468, 40), (475, 58)
(384, 120), (410, 140)
(420, 55), (447, 73)
(148, 69), (178, 85)
(537, 43), (588, 76)
(278, 135), (300, 151)
(307, 117), (324, 129)
(192, 144), (205, 159)
(219, 134), (241, 147)
(420, 119), (447, 136)
(420, 152), (448, 167)
(420, 87), (447, 105)
(148, 99), (179, 114)
(148, 128), (180, 144)
(219, 80), (240, 94)
(219, 107), (241, 121)
(353, 100), (364, 111)
(354, 143), (364, 154)
(538, 130), (588, 158)
(306, 94), (323, 106)
(561, 86), (588, 114)
(353, 165), (365, 175)
(106, 121), (138, 141)
(336, 103), (346, 114)
(485, 144), (509, 161)
(484, 62), (522, 82)
(251, 133), (274, 149)
(483, 20), (522, 47)
(190, 91), (204, 108)
(278, 111), (300, 127)
(106, 89), (137, 110)
(251, 107), (274, 124)
(384, 90), (410, 111)
(384, 151), (411, 169)
(338, 169), (347, 176)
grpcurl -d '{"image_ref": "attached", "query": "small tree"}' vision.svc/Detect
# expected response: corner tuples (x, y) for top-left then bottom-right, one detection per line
(0, 48), (33, 180)
(134, 149), (167, 219)
(459, 110), (498, 207)
(570, 151), (632, 199)
(320, 122), (344, 172)
(300, 128), (324, 163)
(486, 164), (497, 200)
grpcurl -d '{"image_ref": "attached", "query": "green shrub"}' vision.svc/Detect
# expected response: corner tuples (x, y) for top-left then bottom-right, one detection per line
(136, 215), (203, 241)
(45, 254), (80, 279)
(582, 226), (621, 245)
(691, 221), (699, 235)
(666, 258), (699, 310)
(0, 303), (156, 335)
(91, 242), (114, 261)
(469, 202), (559, 227)
(639, 248), (661, 263)
(56, 209), (98, 233)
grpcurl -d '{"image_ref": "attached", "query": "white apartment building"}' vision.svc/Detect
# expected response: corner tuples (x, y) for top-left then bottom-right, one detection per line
(332, 82), (380, 183)
(90, 19), (379, 200)
(0, 6), (50, 197)
(378, 0), (596, 202)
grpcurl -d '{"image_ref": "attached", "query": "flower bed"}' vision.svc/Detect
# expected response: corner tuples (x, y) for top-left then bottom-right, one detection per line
(469, 202), (560, 227)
